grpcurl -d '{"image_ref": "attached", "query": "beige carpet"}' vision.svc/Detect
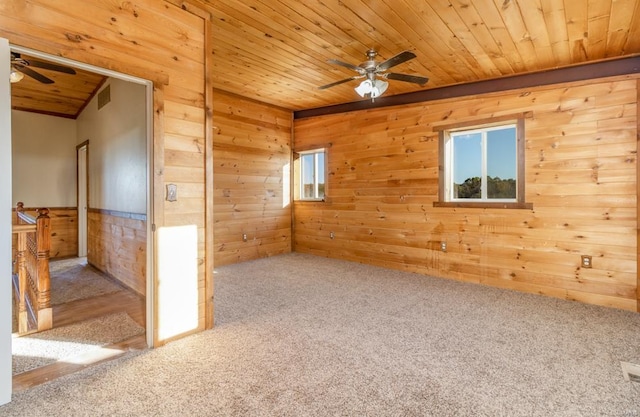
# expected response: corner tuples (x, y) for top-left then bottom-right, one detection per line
(12, 312), (144, 375)
(49, 257), (124, 306)
(2, 253), (640, 416)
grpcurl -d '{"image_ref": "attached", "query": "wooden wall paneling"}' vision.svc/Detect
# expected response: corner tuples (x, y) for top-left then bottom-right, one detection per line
(637, 78), (640, 312)
(87, 210), (146, 296)
(294, 75), (639, 312)
(48, 208), (78, 259)
(212, 89), (292, 266)
(11, 208), (78, 260)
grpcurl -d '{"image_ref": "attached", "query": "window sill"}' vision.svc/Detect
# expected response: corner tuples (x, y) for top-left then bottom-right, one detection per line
(296, 198), (326, 203)
(433, 201), (533, 209)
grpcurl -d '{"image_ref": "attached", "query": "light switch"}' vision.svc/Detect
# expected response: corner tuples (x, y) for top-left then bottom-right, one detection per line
(166, 184), (177, 202)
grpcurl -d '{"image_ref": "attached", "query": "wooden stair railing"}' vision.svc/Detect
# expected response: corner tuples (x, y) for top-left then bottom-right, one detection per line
(12, 202), (52, 335)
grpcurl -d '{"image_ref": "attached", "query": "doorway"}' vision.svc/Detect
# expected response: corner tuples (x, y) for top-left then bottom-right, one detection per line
(8, 44), (155, 389)
(77, 142), (88, 257)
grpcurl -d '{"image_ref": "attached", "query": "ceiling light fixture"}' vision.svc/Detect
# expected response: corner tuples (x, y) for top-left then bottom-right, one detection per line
(354, 78), (388, 99)
(9, 68), (24, 83)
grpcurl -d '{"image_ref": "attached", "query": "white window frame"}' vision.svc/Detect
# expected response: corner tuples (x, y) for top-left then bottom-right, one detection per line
(297, 148), (326, 201)
(445, 123), (518, 203)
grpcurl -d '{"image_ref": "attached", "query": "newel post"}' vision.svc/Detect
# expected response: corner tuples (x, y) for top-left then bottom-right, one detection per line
(16, 202), (24, 224)
(35, 208), (52, 331)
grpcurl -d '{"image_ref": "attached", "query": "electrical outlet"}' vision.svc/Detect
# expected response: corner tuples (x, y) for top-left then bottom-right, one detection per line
(581, 255), (592, 268)
(441, 241), (447, 252)
(242, 233), (247, 242)
(330, 231), (335, 239)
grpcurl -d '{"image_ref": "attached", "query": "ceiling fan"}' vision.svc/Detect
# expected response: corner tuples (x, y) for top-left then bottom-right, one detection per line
(319, 49), (429, 99)
(10, 52), (76, 84)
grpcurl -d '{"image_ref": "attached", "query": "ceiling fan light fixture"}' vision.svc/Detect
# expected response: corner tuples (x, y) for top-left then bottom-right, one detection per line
(355, 79), (372, 97)
(9, 68), (24, 83)
(371, 79), (388, 98)
(355, 79), (388, 98)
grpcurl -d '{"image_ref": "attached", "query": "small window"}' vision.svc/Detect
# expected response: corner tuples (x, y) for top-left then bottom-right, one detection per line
(295, 148), (326, 201)
(448, 124), (517, 202)
(435, 115), (530, 209)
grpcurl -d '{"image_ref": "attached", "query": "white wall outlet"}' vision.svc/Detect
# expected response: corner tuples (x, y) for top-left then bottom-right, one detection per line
(242, 233), (247, 242)
(581, 255), (592, 268)
(441, 241), (447, 252)
(330, 231), (335, 239)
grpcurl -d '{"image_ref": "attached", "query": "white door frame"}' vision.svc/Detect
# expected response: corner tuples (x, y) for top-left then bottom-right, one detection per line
(0, 37), (13, 406)
(8, 45), (156, 349)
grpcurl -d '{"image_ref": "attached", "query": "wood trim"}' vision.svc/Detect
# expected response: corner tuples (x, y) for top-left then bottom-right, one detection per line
(293, 142), (332, 153)
(204, 17), (215, 330)
(152, 84), (165, 347)
(294, 56), (640, 119)
(87, 208), (146, 221)
(637, 79), (640, 313)
(76, 140), (89, 150)
(516, 118), (525, 204)
(438, 130), (445, 203)
(433, 202), (533, 209)
(434, 115), (530, 209)
(10, 107), (76, 120)
(76, 140), (89, 224)
(290, 111), (296, 252)
(432, 112), (533, 132)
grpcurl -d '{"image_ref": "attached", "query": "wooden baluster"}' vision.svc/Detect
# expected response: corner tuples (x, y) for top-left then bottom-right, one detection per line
(16, 228), (29, 334)
(35, 208), (52, 332)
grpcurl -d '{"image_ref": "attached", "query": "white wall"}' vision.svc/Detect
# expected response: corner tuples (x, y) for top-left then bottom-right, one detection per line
(1, 37), (13, 406)
(11, 111), (77, 207)
(76, 78), (146, 214)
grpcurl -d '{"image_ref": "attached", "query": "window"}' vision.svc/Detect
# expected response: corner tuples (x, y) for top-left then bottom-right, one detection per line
(295, 148), (326, 201)
(435, 115), (530, 209)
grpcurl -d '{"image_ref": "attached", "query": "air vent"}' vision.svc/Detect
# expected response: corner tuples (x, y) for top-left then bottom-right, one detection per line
(621, 361), (640, 383)
(98, 84), (111, 110)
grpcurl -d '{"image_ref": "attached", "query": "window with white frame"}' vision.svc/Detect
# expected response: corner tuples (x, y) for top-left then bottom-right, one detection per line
(435, 116), (529, 208)
(297, 149), (325, 201)
(446, 123), (517, 202)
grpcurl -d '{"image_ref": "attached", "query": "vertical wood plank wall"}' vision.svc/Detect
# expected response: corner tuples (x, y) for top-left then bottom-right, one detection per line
(12, 208), (78, 260)
(213, 90), (292, 266)
(0, 0), (209, 338)
(87, 210), (146, 296)
(294, 76), (639, 312)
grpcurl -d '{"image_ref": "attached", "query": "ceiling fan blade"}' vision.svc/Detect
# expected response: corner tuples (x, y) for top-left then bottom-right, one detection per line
(27, 59), (76, 75)
(384, 72), (429, 86)
(318, 75), (363, 90)
(16, 65), (55, 84)
(376, 51), (416, 72)
(327, 59), (364, 73)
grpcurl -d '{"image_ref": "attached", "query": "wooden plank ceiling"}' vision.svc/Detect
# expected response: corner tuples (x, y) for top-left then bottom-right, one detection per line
(9, 0), (640, 116)
(11, 54), (106, 119)
(206, 0), (640, 110)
